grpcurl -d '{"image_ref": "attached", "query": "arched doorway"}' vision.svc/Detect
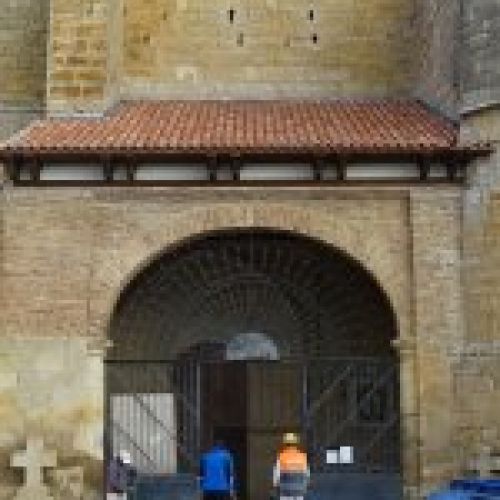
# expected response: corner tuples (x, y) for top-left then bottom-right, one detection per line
(106, 229), (401, 499)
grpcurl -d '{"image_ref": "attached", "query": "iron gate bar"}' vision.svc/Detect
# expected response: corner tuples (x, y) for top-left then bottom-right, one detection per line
(110, 230), (399, 361)
(107, 360), (201, 424)
(105, 356), (400, 477)
(106, 361), (200, 469)
(309, 363), (399, 468)
(305, 365), (354, 421)
(112, 421), (157, 472)
(355, 414), (400, 467)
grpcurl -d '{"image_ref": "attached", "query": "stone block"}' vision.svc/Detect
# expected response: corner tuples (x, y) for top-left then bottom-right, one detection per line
(48, 467), (84, 500)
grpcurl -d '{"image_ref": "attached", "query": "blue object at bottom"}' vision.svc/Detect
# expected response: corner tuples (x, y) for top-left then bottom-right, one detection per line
(428, 479), (500, 500)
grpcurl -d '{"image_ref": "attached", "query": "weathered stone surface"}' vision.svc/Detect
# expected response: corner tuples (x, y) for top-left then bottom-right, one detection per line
(414, 0), (460, 116)
(0, 2), (499, 499)
(461, 1), (500, 112)
(44, 0), (418, 111)
(0, 0), (48, 105)
(121, 0), (415, 101)
(47, 0), (122, 114)
(0, 0), (47, 138)
(0, 183), (475, 497)
(459, 107), (500, 484)
(0, 337), (104, 497)
(48, 466), (84, 500)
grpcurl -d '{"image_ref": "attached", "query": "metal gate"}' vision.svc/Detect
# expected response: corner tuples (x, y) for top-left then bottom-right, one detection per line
(105, 357), (401, 499)
(105, 360), (201, 475)
(304, 358), (400, 474)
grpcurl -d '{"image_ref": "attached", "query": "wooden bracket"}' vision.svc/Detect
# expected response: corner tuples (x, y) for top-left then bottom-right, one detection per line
(230, 156), (242, 181)
(11, 155), (22, 183)
(417, 156), (431, 181)
(102, 156), (114, 183)
(335, 156), (347, 181)
(445, 160), (458, 181)
(312, 157), (326, 181)
(207, 156), (219, 182)
(125, 156), (137, 182)
(29, 157), (42, 182)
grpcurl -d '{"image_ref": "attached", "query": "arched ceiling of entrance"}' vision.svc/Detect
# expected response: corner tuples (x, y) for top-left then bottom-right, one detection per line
(109, 229), (397, 360)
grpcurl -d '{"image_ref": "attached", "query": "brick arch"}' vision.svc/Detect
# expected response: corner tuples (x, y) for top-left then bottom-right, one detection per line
(98, 202), (409, 344)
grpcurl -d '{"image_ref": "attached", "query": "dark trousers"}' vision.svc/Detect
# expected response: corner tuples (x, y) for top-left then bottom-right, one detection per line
(203, 492), (231, 500)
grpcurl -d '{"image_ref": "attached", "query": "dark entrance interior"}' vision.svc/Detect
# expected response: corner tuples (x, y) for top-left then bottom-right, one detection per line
(203, 362), (249, 499)
(202, 361), (303, 500)
(106, 229), (402, 499)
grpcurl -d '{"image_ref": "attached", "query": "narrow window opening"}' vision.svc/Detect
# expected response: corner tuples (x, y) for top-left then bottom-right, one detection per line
(229, 8), (235, 23)
(309, 9), (315, 21)
(312, 33), (318, 44)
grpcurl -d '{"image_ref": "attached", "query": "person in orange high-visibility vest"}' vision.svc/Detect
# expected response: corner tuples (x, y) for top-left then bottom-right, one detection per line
(273, 433), (310, 500)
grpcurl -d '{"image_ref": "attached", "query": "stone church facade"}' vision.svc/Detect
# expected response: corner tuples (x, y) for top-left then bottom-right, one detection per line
(0, 1), (499, 499)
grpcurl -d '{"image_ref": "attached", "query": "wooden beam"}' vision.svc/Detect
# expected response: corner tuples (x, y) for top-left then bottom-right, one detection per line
(417, 156), (431, 181)
(125, 156), (137, 182)
(230, 156), (242, 181)
(12, 178), (461, 188)
(11, 155), (22, 183)
(4, 148), (487, 169)
(3, 156), (15, 182)
(445, 160), (458, 181)
(29, 157), (42, 182)
(207, 156), (219, 182)
(102, 156), (113, 183)
(335, 156), (347, 181)
(312, 157), (326, 181)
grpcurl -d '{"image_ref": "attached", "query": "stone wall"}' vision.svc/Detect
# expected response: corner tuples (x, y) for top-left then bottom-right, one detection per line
(409, 189), (464, 494)
(0, 0), (48, 106)
(414, 0), (460, 117)
(46, 0), (416, 110)
(460, 107), (500, 472)
(2, 0), (500, 118)
(461, 1), (500, 113)
(0, 108), (41, 143)
(0, 184), (469, 498)
(0, 0), (48, 139)
(122, 0), (415, 100)
(47, 0), (123, 115)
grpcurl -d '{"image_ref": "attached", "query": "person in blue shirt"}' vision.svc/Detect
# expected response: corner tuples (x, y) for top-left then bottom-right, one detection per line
(200, 441), (235, 500)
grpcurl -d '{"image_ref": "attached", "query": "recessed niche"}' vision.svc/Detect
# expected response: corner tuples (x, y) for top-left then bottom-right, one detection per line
(237, 33), (244, 46)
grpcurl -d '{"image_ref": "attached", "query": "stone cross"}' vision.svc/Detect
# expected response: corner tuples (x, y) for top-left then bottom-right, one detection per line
(11, 437), (57, 499)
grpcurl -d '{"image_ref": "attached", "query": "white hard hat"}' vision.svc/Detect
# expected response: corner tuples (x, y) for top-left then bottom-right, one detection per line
(283, 433), (300, 445)
(119, 450), (131, 464)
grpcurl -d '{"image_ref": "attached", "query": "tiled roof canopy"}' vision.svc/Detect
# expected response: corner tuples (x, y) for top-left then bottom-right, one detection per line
(1, 100), (481, 158)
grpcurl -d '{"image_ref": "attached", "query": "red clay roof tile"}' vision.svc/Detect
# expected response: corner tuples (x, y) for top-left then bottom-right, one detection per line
(2, 100), (466, 156)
